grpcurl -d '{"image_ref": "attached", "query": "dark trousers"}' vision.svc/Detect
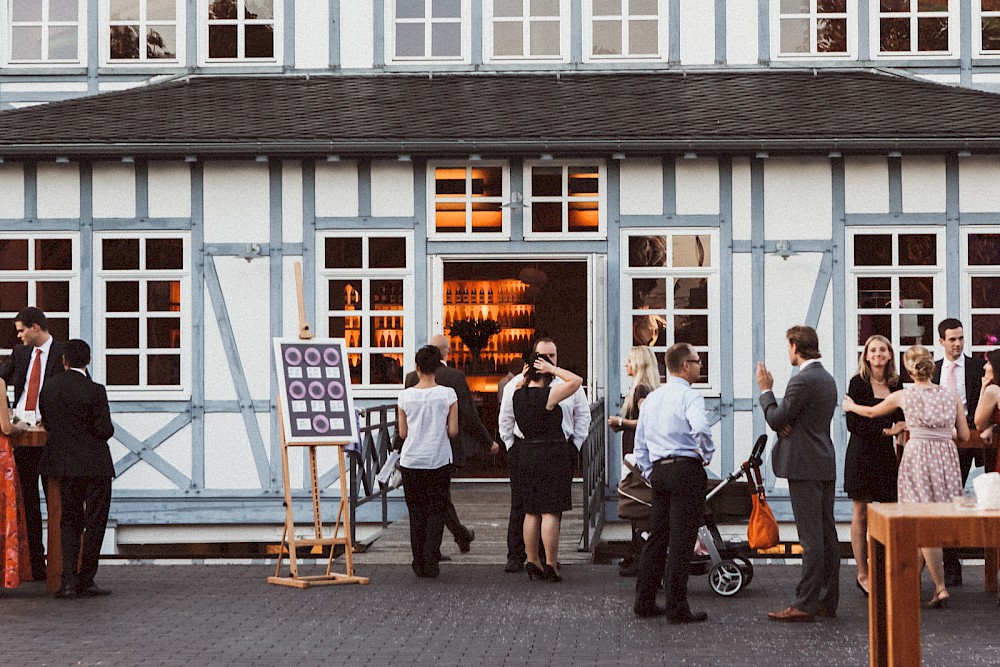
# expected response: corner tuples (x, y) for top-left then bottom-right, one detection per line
(59, 476), (112, 591)
(400, 465), (451, 574)
(944, 447), (985, 581)
(444, 493), (472, 545)
(788, 479), (840, 614)
(634, 458), (706, 616)
(13, 445), (48, 577)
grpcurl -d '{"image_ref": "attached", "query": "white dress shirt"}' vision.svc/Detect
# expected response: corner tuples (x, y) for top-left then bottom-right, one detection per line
(940, 356), (967, 412)
(498, 373), (590, 450)
(15, 335), (54, 422)
(634, 376), (715, 478)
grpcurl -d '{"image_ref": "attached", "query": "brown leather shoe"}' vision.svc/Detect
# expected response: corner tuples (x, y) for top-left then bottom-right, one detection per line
(768, 606), (815, 623)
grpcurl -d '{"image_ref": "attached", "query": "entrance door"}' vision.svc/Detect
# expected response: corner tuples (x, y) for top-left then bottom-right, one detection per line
(430, 258), (593, 478)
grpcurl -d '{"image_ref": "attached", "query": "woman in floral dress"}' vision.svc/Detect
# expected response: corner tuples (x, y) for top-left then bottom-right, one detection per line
(1, 377), (30, 588)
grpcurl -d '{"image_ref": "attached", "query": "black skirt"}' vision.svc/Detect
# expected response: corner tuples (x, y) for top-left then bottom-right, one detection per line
(510, 438), (574, 515)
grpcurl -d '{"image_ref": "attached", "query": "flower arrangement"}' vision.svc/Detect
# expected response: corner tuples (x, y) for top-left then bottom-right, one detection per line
(448, 318), (501, 353)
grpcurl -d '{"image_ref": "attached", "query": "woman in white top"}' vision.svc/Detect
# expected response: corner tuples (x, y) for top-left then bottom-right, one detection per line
(397, 345), (458, 578)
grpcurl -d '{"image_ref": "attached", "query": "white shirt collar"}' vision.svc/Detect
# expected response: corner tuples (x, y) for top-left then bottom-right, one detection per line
(799, 357), (821, 371)
(36, 335), (53, 356)
(945, 355), (965, 370)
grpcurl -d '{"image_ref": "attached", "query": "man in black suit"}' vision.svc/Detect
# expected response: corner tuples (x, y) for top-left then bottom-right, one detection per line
(402, 334), (500, 556)
(38, 339), (116, 598)
(0, 306), (65, 580)
(933, 317), (986, 587)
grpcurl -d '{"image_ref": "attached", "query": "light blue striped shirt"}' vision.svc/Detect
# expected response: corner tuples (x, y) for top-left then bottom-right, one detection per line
(634, 376), (715, 477)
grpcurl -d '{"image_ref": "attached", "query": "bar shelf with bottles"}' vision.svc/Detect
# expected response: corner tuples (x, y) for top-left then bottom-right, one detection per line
(443, 278), (535, 375)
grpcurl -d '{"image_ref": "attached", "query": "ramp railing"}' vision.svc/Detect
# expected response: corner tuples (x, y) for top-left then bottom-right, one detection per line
(579, 399), (606, 552)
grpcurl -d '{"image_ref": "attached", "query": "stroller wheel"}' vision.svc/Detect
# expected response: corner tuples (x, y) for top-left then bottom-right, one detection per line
(709, 560), (745, 597)
(733, 557), (754, 585)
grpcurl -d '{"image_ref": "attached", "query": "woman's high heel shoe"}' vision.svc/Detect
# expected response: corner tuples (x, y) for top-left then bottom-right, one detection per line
(525, 562), (544, 581)
(543, 564), (562, 583)
(927, 590), (950, 609)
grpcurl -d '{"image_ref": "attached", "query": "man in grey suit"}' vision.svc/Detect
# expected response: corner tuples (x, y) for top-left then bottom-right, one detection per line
(757, 325), (839, 623)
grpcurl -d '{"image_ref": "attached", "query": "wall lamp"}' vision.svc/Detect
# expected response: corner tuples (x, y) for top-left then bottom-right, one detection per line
(184, 155), (198, 163)
(957, 150), (972, 158)
(469, 153), (482, 161)
(611, 152), (626, 160)
(755, 151), (769, 159)
(55, 156), (70, 164)
(254, 155), (269, 163)
(683, 152), (698, 160)
(398, 154), (411, 162)
(326, 154), (340, 162)
(539, 153), (554, 161)
(888, 151), (902, 158)
(501, 191), (529, 210)
(773, 240), (796, 260)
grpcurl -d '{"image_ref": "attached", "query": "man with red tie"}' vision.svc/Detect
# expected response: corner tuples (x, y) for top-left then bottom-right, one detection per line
(0, 307), (65, 581)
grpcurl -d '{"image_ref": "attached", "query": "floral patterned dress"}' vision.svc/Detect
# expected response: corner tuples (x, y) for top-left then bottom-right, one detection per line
(897, 386), (964, 504)
(1, 432), (31, 588)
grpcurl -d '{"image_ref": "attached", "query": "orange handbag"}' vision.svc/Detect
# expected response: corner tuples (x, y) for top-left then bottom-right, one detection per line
(743, 462), (779, 550)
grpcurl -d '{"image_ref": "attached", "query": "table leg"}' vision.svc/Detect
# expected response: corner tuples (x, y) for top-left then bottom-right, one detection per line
(986, 548), (998, 593)
(868, 536), (887, 667)
(44, 477), (61, 594)
(884, 527), (922, 667)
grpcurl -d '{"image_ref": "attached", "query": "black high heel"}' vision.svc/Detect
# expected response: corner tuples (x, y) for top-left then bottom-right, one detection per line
(543, 564), (562, 582)
(525, 562), (544, 581)
(926, 590), (949, 609)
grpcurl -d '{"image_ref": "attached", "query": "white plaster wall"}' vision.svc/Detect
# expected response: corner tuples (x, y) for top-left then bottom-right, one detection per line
(732, 253), (754, 398)
(725, 0), (758, 64)
(680, 0), (715, 64)
(0, 163), (24, 218)
(763, 253), (825, 392)
(844, 156), (889, 214)
(282, 160), (304, 243)
(36, 163), (80, 218)
(340, 0), (374, 68)
(707, 421), (723, 478)
(764, 158), (831, 240)
(204, 162), (270, 243)
(295, 0), (329, 69)
(371, 161), (415, 217)
(959, 156), (1000, 213)
(901, 156), (946, 212)
(733, 412), (755, 468)
(731, 157), (752, 241)
(205, 413), (265, 489)
(92, 162), (136, 218)
(675, 158), (720, 215)
(215, 256), (272, 398)
(203, 283), (238, 401)
(619, 158), (662, 216)
(282, 257), (303, 337)
(148, 161), (192, 218)
(315, 161), (359, 218)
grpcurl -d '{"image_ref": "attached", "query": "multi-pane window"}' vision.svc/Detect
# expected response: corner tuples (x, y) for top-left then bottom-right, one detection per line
(878, 0), (951, 53)
(320, 233), (412, 388)
(488, 0), (563, 59)
(391, 0), (464, 60)
(963, 231), (1000, 355)
(108, 0), (179, 61)
(848, 229), (945, 376)
(96, 234), (188, 391)
(524, 162), (605, 238)
(979, 0), (1000, 53)
(0, 236), (77, 353)
(429, 163), (509, 238)
(778, 0), (849, 54)
(8, 0), (82, 62)
(206, 0), (275, 60)
(589, 0), (661, 58)
(621, 230), (718, 388)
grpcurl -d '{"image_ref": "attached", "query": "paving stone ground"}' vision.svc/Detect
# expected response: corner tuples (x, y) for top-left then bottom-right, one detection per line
(2, 561), (999, 666)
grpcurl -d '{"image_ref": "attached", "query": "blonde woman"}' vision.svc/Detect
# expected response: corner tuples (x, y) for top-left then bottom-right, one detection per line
(843, 345), (967, 609)
(609, 346), (660, 576)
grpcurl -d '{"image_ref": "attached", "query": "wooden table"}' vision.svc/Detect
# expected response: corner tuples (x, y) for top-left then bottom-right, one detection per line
(14, 427), (63, 593)
(868, 503), (1000, 666)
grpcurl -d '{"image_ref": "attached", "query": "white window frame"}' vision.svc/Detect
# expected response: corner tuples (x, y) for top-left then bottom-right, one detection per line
(974, 0), (1000, 56)
(522, 160), (606, 241)
(846, 227), (946, 380)
(93, 231), (191, 400)
(962, 227), (1000, 357)
(871, 0), (958, 58)
(386, 0), (471, 64)
(317, 230), (414, 397)
(618, 228), (720, 394)
(771, 0), (857, 59)
(199, 0), (282, 65)
(484, 0), (570, 63)
(102, 0), (184, 65)
(4, 0), (87, 66)
(426, 161), (511, 241)
(582, 0), (667, 62)
(0, 232), (80, 361)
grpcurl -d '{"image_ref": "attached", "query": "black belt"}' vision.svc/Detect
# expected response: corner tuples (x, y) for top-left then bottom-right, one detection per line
(653, 455), (700, 466)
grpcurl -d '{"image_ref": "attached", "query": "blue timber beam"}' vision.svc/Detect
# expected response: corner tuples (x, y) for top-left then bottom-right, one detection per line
(112, 420), (192, 488)
(114, 412), (193, 478)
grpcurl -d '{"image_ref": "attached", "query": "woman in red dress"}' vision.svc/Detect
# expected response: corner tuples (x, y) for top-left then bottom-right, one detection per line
(1, 377), (31, 588)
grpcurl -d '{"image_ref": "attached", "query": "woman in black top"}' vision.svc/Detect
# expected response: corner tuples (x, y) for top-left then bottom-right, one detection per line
(844, 334), (905, 596)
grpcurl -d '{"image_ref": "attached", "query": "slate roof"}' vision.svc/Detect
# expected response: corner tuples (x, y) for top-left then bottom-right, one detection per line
(0, 69), (998, 157)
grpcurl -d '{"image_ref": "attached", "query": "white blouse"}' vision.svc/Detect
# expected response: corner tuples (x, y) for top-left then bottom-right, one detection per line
(397, 384), (457, 469)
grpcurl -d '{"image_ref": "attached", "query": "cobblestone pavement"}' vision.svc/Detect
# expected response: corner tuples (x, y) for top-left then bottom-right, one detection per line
(2, 562), (998, 666)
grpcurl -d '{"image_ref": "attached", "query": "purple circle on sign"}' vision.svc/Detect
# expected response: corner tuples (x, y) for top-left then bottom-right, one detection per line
(328, 381), (344, 399)
(308, 381), (326, 400)
(323, 348), (341, 366)
(304, 347), (322, 366)
(312, 415), (330, 434)
(284, 347), (302, 366)
(288, 381), (306, 400)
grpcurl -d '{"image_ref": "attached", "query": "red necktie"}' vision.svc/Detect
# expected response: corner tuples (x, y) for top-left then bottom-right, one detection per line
(24, 348), (42, 412)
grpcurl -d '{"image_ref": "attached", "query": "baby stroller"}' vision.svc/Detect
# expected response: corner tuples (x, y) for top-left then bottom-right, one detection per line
(691, 434), (768, 596)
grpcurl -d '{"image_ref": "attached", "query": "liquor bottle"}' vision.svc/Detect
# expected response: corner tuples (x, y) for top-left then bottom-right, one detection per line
(393, 333), (400, 347)
(446, 287), (452, 304)
(479, 288), (485, 304)
(379, 333), (386, 347)
(488, 288), (493, 304)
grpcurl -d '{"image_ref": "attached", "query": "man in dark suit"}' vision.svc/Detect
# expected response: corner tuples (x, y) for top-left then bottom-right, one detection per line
(757, 325), (840, 623)
(0, 306), (65, 580)
(38, 339), (115, 598)
(402, 334), (500, 556)
(933, 317), (986, 587)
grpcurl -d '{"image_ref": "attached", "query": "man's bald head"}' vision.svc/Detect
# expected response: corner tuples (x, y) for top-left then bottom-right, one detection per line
(429, 334), (451, 361)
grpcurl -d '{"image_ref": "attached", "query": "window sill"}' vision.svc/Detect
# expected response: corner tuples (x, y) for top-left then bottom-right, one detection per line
(108, 390), (191, 402)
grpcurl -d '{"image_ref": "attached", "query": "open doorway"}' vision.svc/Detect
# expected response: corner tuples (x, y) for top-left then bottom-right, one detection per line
(441, 260), (589, 478)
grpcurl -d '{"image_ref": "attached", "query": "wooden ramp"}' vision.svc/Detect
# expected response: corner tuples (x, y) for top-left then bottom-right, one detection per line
(352, 481), (593, 565)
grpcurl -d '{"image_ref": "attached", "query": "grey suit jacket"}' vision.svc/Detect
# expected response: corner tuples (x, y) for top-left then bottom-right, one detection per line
(760, 361), (839, 482)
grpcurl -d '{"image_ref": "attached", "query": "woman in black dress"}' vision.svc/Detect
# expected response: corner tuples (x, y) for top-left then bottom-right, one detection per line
(844, 334), (905, 596)
(512, 352), (582, 582)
